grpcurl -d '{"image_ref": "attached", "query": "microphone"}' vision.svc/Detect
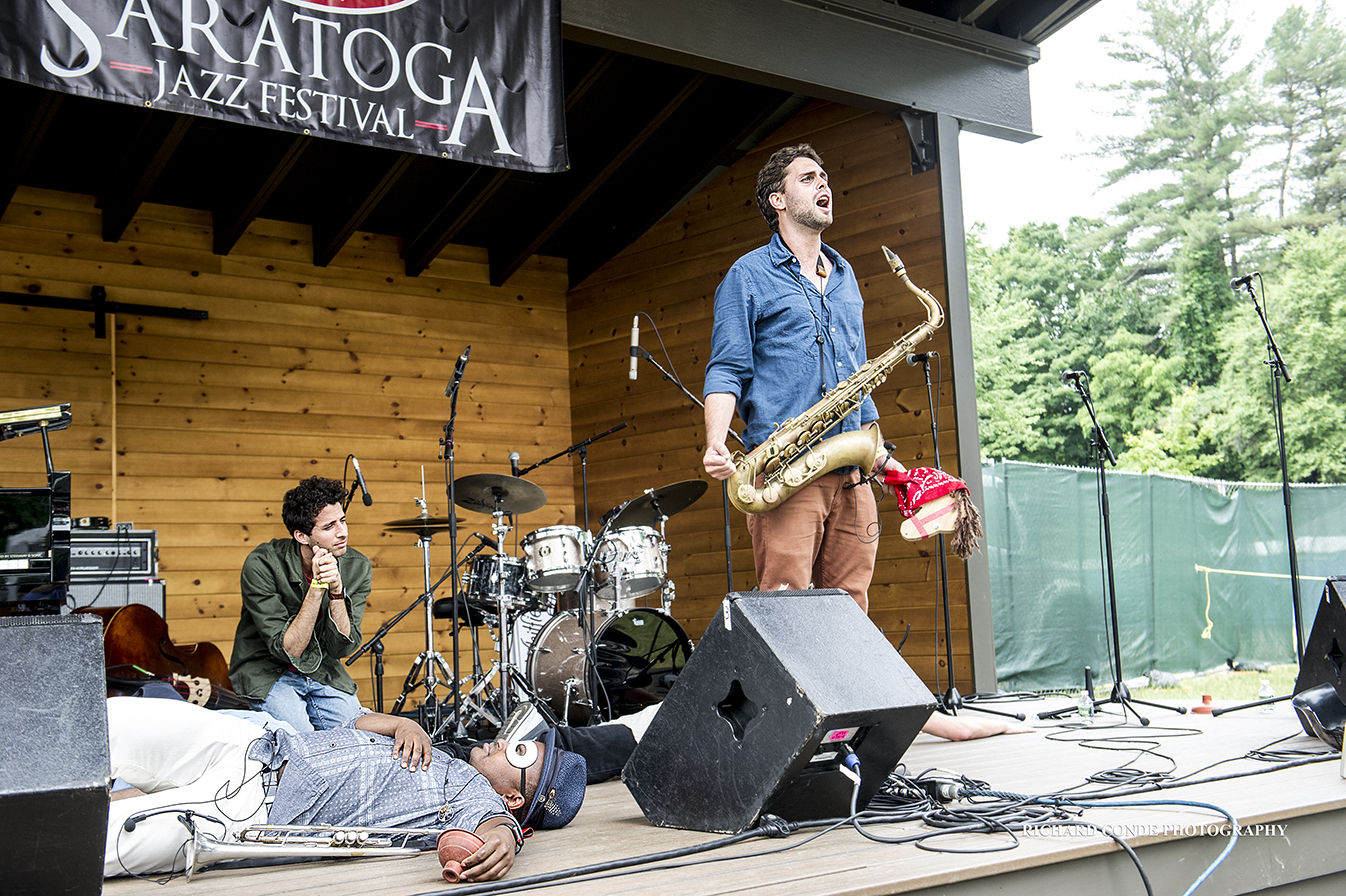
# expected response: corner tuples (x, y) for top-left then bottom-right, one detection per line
(124, 813), (148, 832)
(907, 352), (936, 366)
(509, 451), (520, 478)
(474, 532), (498, 551)
(1230, 272), (1258, 289)
(446, 346), (471, 398)
(351, 456), (373, 506)
(629, 316), (640, 380)
(1061, 370), (1087, 386)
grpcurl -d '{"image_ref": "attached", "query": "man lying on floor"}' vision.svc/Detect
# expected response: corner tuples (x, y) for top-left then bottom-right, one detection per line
(104, 697), (586, 880)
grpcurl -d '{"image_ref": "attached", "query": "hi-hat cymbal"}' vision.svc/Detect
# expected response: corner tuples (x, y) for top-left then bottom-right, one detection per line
(383, 516), (464, 537)
(606, 479), (709, 529)
(453, 473), (547, 516)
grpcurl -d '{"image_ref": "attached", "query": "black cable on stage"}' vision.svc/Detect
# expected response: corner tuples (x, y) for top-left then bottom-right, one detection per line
(417, 735), (1337, 896)
(414, 824), (775, 896)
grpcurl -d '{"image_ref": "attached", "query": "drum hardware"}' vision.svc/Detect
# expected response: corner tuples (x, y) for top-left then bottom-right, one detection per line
(447, 473), (552, 726)
(179, 813), (439, 881)
(387, 495), (460, 728)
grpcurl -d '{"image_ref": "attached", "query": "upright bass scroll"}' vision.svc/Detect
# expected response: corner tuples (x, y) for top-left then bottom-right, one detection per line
(726, 245), (944, 514)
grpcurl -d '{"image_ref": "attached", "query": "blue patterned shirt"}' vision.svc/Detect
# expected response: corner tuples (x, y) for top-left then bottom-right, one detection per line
(704, 233), (878, 453)
(250, 716), (520, 846)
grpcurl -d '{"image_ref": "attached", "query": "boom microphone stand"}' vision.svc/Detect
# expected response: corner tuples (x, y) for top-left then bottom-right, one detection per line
(1216, 275), (1305, 716)
(1044, 371), (1184, 726)
(630, 317), (744, 595)
(910, 352), (1023, 723)
(1238, 273), (1305, 660)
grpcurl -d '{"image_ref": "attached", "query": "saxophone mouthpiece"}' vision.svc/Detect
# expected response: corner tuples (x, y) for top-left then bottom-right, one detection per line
(882, 245), (906, 275)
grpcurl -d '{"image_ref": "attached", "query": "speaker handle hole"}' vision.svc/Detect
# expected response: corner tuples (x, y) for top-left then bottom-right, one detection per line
(716, 679), (760, 742)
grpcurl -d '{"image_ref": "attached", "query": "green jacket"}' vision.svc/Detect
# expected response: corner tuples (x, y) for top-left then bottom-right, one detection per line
(229, 538), (371, 700)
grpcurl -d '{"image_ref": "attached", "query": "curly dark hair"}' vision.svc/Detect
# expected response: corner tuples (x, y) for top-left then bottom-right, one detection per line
(282, 476), (347, 537)
(755, 143), (824, 233)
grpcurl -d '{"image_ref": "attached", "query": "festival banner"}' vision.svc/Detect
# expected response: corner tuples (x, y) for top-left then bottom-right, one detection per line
(0, 0), (567, 172)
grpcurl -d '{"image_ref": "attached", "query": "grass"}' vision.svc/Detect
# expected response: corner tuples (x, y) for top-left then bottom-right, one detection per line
(1128, 663), (1299, 702)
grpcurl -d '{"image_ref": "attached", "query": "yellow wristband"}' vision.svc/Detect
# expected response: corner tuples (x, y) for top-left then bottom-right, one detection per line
(309, 581), (329, 591)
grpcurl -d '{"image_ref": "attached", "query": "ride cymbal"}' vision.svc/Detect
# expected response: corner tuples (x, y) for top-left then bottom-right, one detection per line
(606, 479), (708, 529)
(453, 473), (547, 516)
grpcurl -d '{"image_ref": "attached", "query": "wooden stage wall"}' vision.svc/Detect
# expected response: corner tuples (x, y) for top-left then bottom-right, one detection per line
(568, 101), (971, 686)
(0, 186), (577, 703)
(0, 99), (972, 704)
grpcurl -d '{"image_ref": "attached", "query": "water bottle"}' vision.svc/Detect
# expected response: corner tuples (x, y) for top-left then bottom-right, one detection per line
(1077, 689), (1094, 721)
(1259, 679), (1275, 712)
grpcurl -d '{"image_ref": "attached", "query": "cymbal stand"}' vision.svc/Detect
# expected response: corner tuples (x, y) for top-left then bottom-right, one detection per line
(631, 342), (744, 594)
(390, 513), (456, 729)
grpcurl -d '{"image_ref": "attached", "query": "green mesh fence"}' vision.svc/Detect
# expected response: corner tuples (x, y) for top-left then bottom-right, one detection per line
(982, 460), (1346, 691)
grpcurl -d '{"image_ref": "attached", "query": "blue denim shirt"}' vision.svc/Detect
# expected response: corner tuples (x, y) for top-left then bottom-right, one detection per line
(704, 233), (878, 452)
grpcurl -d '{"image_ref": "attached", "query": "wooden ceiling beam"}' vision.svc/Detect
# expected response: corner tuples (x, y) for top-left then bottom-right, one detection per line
(212, 134), (310, 255)
(100, 111), (193, 243)
(489, 71), (709, 287)
(312, 153), (415, 267)
(402, 50), (620, 278)
(0, 87), (62, 219)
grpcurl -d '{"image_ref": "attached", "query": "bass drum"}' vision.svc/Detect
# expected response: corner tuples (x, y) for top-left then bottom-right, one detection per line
(527, 608), (691, 725)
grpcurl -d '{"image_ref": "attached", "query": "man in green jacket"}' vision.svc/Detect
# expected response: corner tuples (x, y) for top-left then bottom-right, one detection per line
(229, 476), (371, 730)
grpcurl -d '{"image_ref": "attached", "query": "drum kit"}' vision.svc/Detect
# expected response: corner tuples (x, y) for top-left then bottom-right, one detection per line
(379, 472), (707, 735)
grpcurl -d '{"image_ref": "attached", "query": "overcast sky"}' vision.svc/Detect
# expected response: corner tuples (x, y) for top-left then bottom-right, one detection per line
(959, 0), (1346, 244)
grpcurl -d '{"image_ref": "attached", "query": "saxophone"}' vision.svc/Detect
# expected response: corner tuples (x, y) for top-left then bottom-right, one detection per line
(727, 246), (945, 514)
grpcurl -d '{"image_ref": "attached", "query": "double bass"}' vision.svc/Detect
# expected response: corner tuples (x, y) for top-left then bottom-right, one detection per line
(81, 603), (249, 710)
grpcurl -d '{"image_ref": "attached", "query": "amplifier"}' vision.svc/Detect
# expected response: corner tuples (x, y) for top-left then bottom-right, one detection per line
(66, 579), (166, 617)
(69, 529), (157, 580)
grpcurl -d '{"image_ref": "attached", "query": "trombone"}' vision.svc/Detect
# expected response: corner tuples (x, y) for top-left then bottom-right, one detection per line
(182, 817), (441, 881)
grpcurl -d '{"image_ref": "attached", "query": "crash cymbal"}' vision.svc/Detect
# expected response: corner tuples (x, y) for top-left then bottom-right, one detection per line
(382, 516), (464, 537)
(453, 473), (547, 516)
(606, 479), (709, 529)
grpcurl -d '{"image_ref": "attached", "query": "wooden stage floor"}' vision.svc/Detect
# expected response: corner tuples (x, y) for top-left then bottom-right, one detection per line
(103, 696), (1346, 896)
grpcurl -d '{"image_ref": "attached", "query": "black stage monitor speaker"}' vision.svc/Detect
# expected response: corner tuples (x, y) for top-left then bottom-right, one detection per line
(1293, 577), (1346, 746)
(0, 615), (110, 895)
(623, 590), (935, 833)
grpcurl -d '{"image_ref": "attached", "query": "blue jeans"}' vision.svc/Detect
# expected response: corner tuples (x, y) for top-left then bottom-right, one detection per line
(248, 669), (362, 732)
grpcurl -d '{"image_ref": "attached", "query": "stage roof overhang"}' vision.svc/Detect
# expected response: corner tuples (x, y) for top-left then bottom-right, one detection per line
(0, 0), (1100, 287)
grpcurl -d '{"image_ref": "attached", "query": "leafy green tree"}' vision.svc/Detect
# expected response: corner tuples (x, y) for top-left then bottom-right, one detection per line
(1093, 0), (1256, 386)
(1207, 225), (1346, 481)
(1259, 3), (1346, 225)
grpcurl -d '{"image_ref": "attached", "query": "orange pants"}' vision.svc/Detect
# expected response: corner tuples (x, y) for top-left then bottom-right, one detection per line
(745, 469), (879, 612)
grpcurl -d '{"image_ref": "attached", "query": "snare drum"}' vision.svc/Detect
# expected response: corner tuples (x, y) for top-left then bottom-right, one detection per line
(526, 608), (690, 725)
(464, 554), (529, 609)
(594, 526), (666, 605)
(523, 525), (589, 592)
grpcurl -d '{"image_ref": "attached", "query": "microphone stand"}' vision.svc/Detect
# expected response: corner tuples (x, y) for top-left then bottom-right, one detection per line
(518, 423), (627, 724)
(632, 345), (744, 595)
(1041, 374), (1184, 726)
(911, 354), (1023, 723)
(1217, 276), (1304, 715)
(438, 349), (468, 736)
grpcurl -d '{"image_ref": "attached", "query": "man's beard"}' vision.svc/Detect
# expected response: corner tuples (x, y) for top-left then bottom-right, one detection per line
(786, 192), (832, 232)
